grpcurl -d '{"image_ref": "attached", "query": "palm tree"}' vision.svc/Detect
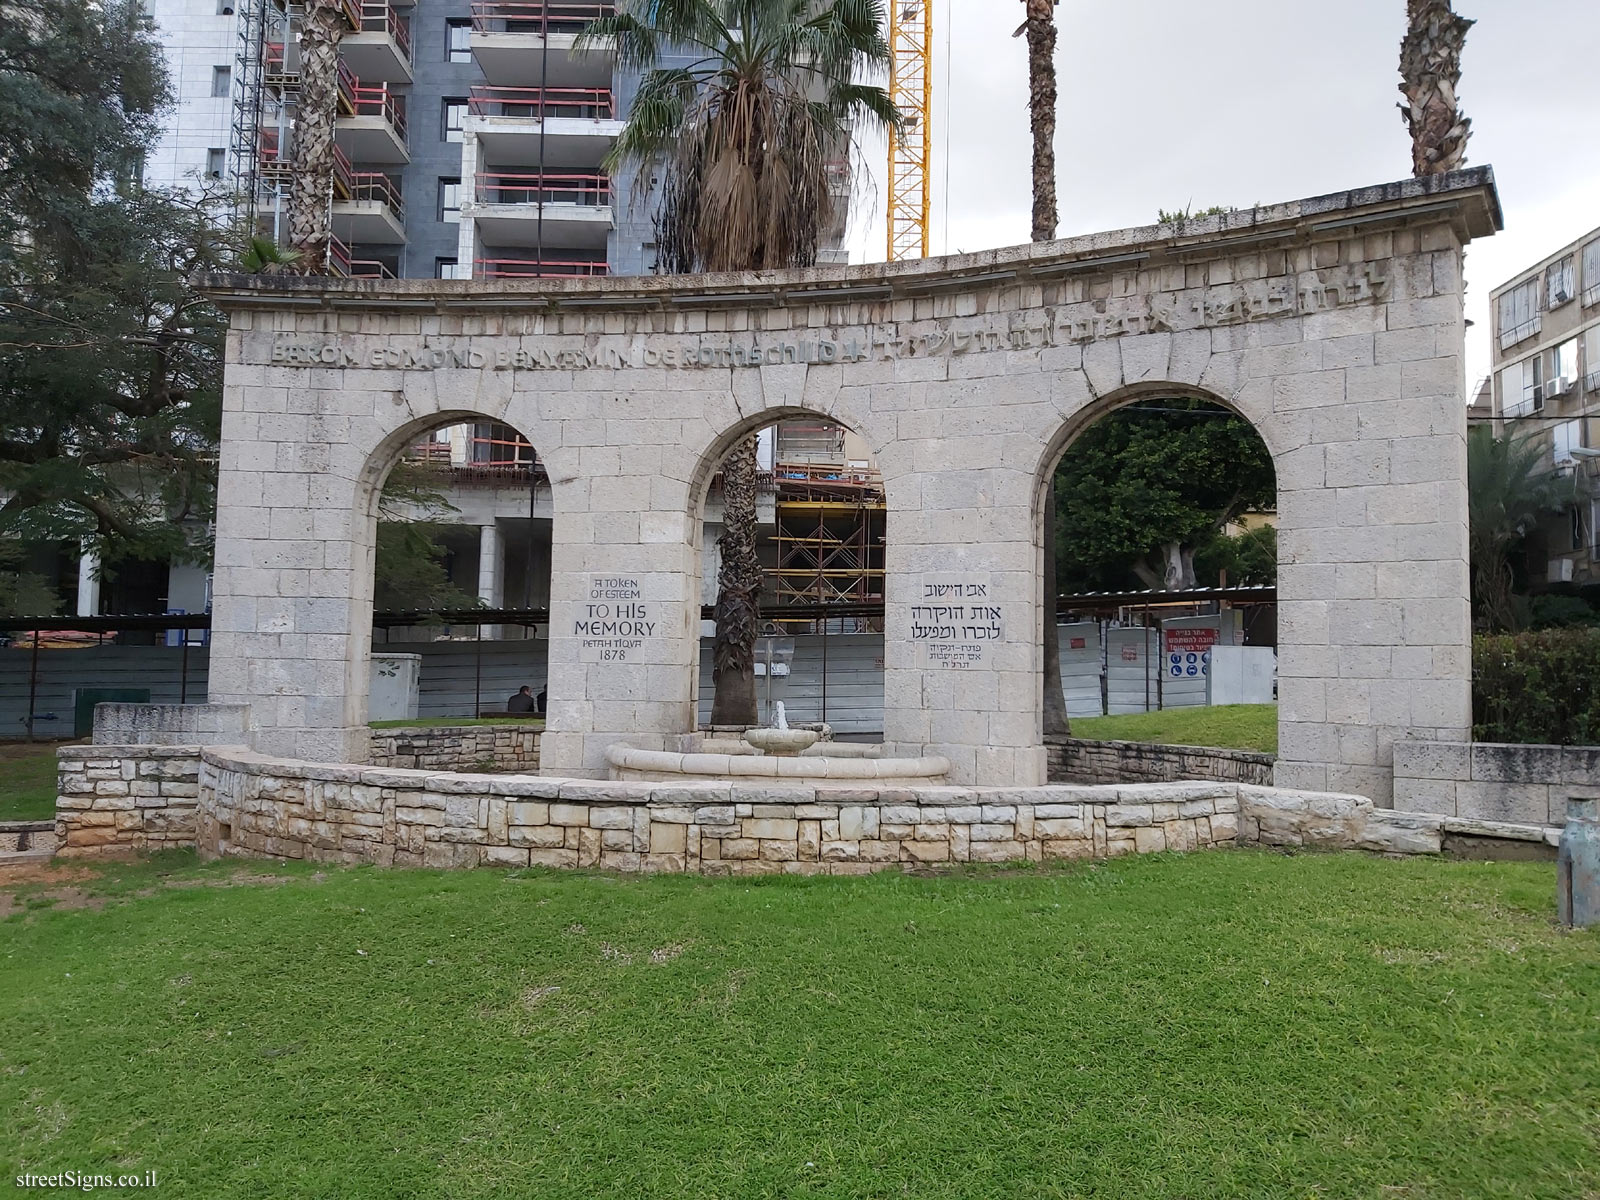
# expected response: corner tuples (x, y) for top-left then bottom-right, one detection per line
(1467, 426), (1575, 632)
(1019, 0), (1070, 737)
(287, 0), (351, 272)
(579, 0), (897, 725)
(1399, 0), (1474, 176)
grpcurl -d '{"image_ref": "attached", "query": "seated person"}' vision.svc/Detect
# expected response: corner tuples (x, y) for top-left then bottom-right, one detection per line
(506, 686), (535, 714)
(536, 687), (547, 715)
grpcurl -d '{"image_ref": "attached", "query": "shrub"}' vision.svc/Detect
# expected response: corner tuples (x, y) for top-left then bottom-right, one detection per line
(1473, 628), (1600, 744)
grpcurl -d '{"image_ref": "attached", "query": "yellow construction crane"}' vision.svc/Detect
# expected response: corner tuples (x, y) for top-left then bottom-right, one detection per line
(886, 0), (932, 261)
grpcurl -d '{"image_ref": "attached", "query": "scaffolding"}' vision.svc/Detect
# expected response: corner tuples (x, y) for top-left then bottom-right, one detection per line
(769, 422), (885, 633)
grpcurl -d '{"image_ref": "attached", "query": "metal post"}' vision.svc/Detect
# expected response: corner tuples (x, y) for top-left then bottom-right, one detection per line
(474, 621), (483, 718)
(180, 633), (191, 705)
(820, 611), (828, 725)
(26, 628), (40, 742)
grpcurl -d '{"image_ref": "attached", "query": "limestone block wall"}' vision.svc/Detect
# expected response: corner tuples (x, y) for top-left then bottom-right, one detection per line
(55, 745), (203, 856)
(1393, 741), (1594, 826)
(92, 703), (251, 747)
(60, 744), (1567, 866)
(202, 170), (1500, 795)
(368, 725), (540, 774)
(1047, 737), (1273, 787)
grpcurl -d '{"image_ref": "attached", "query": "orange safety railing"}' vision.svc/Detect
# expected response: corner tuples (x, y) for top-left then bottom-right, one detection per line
(467, 85), (613, 120)
(336, 0), (363, 30)
(474, 257), (609, 278)
(469, 1), (613, 34)
(470, 427), (537, 466)
(359, 1), (412, 58)
(338, 61), (407, 136)
(475, 171), (609, 206)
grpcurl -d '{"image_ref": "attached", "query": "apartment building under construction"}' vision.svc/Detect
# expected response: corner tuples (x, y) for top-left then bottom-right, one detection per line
(142, 0), (849, 280)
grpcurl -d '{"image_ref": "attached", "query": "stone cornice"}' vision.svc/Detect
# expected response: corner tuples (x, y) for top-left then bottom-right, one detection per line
(200, 168), (1502, 315)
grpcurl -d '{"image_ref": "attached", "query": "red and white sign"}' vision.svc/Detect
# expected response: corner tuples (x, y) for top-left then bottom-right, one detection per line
(1164, 627), (1219, 655)
(1069, 637), (1087, 650)
(1120, 645), (1139, 662)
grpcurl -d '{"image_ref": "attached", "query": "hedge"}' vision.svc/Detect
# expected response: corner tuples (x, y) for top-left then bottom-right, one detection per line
(1473, 628), (1600, 745)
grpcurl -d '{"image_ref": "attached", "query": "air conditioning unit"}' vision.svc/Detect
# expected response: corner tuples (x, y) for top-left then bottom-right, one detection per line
(1549, 557), (1576, 583)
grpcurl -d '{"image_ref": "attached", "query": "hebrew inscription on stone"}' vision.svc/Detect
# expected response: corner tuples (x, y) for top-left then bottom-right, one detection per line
(911, 574), (1002, 670)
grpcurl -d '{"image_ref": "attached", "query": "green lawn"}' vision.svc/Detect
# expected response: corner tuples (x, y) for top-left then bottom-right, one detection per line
(1070, 703), (1278, 753)
(1, 850), (1594, 1198)
(0, 743), (63, 821)
(368, 717), (544, 729)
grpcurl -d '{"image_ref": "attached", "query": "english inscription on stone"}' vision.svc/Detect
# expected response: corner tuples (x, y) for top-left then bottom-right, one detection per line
(264, 263), (1393, 373)
(912, 574), (1002, 670)
(575, 576), (656, 663)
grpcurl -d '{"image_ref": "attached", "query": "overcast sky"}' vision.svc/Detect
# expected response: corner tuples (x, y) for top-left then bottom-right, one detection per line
(845, 0), (1600, 388)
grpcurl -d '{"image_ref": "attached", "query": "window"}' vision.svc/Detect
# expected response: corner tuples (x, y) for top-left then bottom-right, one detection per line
(1586, 326), (1600, 393)
(216, 0), (235, 12)
(1501, 356), (1542, 419)
(446, 19), (471, 63)
(1554, 419), (1583, 465)
(205, 147), (226, 180)
(438, 177), (461, 222)
(436, 258), (468, 280)
(1585, 241), (1600, 308)
(442, 98), (467, 143)
(211, 65), (232, 97)
(1548, 256), (1576, 308)
(1544, 338), (1581, 401)
(1498, 278), (1542, 350)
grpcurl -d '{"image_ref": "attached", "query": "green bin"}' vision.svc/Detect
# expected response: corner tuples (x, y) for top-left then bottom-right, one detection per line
(73, 688), (151, 739)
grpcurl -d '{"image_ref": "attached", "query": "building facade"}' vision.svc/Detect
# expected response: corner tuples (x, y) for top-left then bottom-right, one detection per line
(1488, 225), (1600, 583)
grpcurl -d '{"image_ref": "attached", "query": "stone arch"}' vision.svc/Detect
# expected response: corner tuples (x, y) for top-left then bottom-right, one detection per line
(685, 404), (899, 729)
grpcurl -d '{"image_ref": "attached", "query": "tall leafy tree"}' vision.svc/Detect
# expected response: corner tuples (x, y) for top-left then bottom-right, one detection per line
(288, 0), (353, 272)
(1019, 0), (1069, 736)
(1053, 400), (1276, 593)
(1399, 0), (1474, 176)
(1467, 426), (1574, 633)
(0, 0), (229, 584)
(579, 0), (897, 724)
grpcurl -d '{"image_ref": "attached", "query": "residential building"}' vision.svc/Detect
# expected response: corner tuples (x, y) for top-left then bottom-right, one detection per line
(1488, 225), (1600, 584)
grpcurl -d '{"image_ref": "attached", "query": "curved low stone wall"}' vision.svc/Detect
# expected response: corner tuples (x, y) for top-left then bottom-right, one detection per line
(62, 745), (1560, 870)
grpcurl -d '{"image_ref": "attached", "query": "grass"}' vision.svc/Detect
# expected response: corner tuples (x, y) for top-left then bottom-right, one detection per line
(1070, 703), (1278, 753)
(1, 850), (1595, 1197)
(0, 742), (65, 822)
(368, 717), (544, 729)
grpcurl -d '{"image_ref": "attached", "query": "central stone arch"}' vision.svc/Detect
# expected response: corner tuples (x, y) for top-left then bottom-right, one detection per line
(203, 169), (1501, 801)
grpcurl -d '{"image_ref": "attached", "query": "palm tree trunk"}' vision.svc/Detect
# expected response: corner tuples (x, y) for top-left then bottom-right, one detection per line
(709, 436), (762, 726)
(1024, 0), (1058, 243)
(289, 0), (348, 273)
(1399, 0), (1474, 176)
(1026, 0), (1069, 736)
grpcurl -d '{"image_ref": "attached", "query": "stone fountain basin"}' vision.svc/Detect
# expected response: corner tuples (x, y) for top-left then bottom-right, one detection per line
(606, 743), (950, 785)
(742, 728), (821, 756)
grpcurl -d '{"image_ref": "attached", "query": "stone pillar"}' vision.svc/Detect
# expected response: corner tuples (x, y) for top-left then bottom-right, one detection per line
(205, 385), (374, 765)
(537, 497), (698, 779)
(882, 472), (1046, 789)
(477, 522), (503, 639)
(75, 547), (100, 617)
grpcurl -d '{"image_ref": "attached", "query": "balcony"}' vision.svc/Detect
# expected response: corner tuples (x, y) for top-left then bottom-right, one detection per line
(467, 86), (619, 168)
(469, 171), (611, 248)
(330, 236), (398, 279)
(341, 1), (413, 83)
(333, 157), (406, 244)
(474, 255), (608, 279)
(469, 1), (614, 87)
(335, 61), (408, 165)
(264, 39), (299, 91)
